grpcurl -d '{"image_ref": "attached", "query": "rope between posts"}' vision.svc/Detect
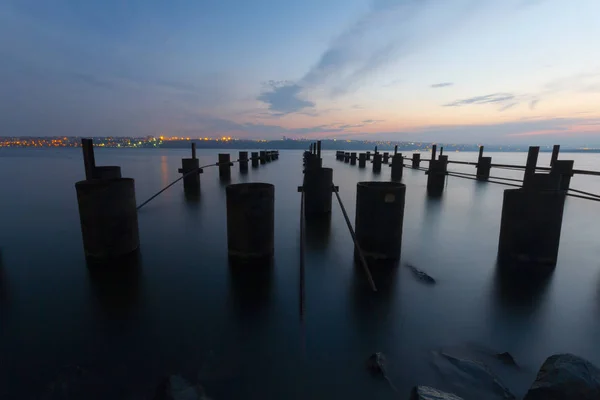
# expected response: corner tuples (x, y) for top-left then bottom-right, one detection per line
(136, 155), (269, 211)
(332, 185), (377, 292)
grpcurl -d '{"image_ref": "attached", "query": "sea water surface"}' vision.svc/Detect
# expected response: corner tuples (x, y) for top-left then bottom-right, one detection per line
(1, 148), (600, 399)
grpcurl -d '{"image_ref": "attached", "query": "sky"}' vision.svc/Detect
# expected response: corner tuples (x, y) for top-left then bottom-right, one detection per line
(1, 0), (599, 145)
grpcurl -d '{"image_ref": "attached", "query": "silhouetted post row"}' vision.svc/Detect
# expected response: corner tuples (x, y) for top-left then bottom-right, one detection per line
(358, 153), (366, 168)
(390, 153), (403, 181)
(412, 153), (421, 169)
(251, 152), (259, 167)
(344, 152), (350, 163)
(239, 151), (248, 172)
(350, 152), (357, 165)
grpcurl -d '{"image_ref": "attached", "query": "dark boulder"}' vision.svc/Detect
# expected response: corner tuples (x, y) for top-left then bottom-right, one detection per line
(409, 386), (464, 399)
(524, 353), (600, 400)
(431, 351), (516, 399)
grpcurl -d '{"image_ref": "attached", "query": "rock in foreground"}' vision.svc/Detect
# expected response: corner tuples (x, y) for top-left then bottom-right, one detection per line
(410, 386), (464, 399)
(524, 353), (600, 400)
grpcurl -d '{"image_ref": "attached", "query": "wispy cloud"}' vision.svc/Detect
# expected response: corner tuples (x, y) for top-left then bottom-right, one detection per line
(444, 93), (516, 107)
(431, 82), (454, 88)
(256, 81), (315, 116)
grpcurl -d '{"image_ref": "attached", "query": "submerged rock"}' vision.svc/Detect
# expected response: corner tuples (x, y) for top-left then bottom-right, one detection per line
(431, 351), (516, 399)
(153, 375), (212, 400)
(410, 386), (464, 400)
(496, 352), (518, 368)
(366, 352), (387, 374)
(524, 353), (600, 400)
(405, 264), (436, 284)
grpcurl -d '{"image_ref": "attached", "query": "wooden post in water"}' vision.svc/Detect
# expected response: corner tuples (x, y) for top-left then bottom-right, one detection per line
(82, 138), (96, 180)
(239, 151), (248, 173)
(358, 153), (366, 168)
(316, 141), (322, 159)
(383, 152), (390, 164)
(394, 145), (398, 155)
(439, 147), (444, 157)
(301, 167), (333, 217)
(350, 152), (357, 165)
(366, 151), (371, 161)
(431, 144), (437, 161)
(412, 153), (421, 169)
(179, 143), (202, 192)
(219, 153), (233, 180)
(391, 153), (403, 181)
(427, 155), (447, 196)
(372, 153), (382, 173)
(251, 152), (259, 168)
(523, 146), (540, 189)
(478, 145), (484, 161)
(476, 146), (491, 181)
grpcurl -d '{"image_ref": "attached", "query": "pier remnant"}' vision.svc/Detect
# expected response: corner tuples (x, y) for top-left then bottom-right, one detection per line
(394, 145), (398, 155)
(497, 146), (567, 267)
(301, 167), (334, 216)
(372, 152), (382, 173)
(431, 144), (437, 161)
(260, 151), (267, 165)
(383, 152), (390, 164)
(358, 153), (366, 168)
(251, 152), (259, 168)
(178, 143), (202, 191)
(366, 151), (371, 161)
(476, 146), (491, 181)
(226, 183), (274, 261)
(75, 139), (139, 259)
(412, 153), (421, 169)
(239, 151), (248, 172)
(550, 144), (560, 166)
(355, 182), (406, 262)
(439, 147), (444, 157)
(391, 153), (403, 181)
(426, 155), (447, 196)
(344, 152), (350, 163)
(218, 153), (233, 180)
(350, 152), (357, 165)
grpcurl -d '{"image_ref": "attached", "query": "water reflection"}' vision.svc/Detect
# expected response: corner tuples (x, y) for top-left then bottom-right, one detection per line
(183, 186), (201, 206)
(160, 155), (169, 187)
(0, 252), (6, 308)
(87, 251), (143, 321)
(305, 215), (331, 252)
(350, 262), (398, 349)
(491, 262), (553, 316)
(227, 259), (273, 318)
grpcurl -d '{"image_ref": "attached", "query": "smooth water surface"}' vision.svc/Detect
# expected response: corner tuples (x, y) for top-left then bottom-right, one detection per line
(1, 148), (600, 399)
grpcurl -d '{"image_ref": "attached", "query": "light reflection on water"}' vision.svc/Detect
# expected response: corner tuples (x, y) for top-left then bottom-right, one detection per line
(0, 148), (600, 399)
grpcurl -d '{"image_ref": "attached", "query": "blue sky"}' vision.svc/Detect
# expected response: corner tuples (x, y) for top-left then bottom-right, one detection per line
(1, 0), (599, 144)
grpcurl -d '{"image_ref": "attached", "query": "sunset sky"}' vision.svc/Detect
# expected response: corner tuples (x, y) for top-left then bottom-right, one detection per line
(1, 0), (599, 144)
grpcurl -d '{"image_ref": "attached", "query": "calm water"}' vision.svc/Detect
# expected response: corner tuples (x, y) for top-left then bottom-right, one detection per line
(1, 148), (600, 399)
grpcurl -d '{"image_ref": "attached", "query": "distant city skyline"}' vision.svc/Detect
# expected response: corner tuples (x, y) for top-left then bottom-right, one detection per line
(1, 0), (599, 145)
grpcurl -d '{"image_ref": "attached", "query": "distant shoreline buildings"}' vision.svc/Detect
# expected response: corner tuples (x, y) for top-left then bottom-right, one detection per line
(0, 136), (598, 152)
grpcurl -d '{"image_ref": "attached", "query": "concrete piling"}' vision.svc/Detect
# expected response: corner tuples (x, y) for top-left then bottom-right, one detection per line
(551, 160), (574, 191)
(350, 152), (357, 165)
(251, 152), (259, 168)
(226, 183), (274, 262)
(178, 143), (202, 191)
(344, 152), (350, 163)
(301, 167), (333, 216)
(75, 138), (139, 260)
(358, 153), (366, 168)
(550, 144), (560, 166)
(426, 155), (447, 196)
(394, 145), (398, 155)
(476, 157), (492, 181)
(366, 151), (371, 161)
(239, 151), (249, 172)
(372, 152), (382, 173)
(218, 153), (233, 180)
(431, 144), (437, 160)
(260, 151), (267, 165)
(439, 147), (444, 157)
(383, 152), (389, 164)
(497, 145), (567, 267)
(412, 153), (421, 169)
(355, 181), (406, 263)
(391, 153), (403, 181)
(316, 141), (322, 159)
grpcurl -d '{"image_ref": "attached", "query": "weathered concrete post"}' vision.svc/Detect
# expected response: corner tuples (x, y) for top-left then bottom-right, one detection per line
(239, 151), (248, 172)
(394, 145), (398, 155)
(431, 144), (437, 160)
(355, 181), (406, 263)
(226, 183), (274, 262)
(251, 152), (259, 168)
(426, 155), (447, 196)
(178, 143), (202, 191)
(366, 151), (371, 161)
(316, 141), (322, 159)
(476, 146), (491, 181)
(477, 157), (492, 181)
(391, 153), (403, 181)
(266, 151), (272, 162)
(350, 152), (357, 165)
(412, 153), (421, 169)
(358, 153), (366, 168)
(383, 152), (390, 164)
(301, 167), (333, 217)
(439, 147), (444, 157)
(260, 151), (267, 165)
(374, 146), (378, 155)
(218, 153), (233, 180)
(304, 155), (322, 171)
(75, 139), (139, 259)
(344, 152), (350, 163)
(372, 152), (382, 173)
(497, 146), (567, 267)
(551, 160), (574, 191)
(550, 144), (560, 166)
